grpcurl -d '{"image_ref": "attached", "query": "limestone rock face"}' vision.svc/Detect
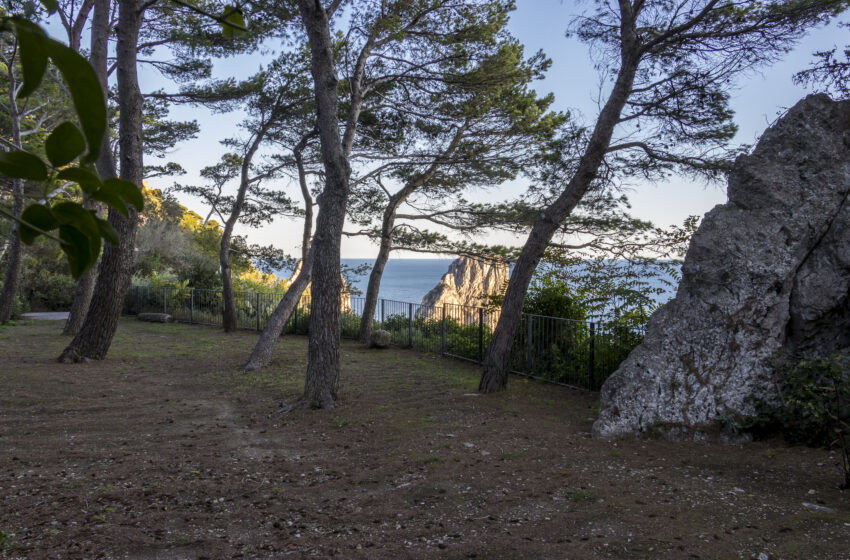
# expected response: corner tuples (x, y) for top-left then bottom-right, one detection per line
(369, 329), (392, 349)
(593, 94), (850, 441)
(419, 256), (509, 311)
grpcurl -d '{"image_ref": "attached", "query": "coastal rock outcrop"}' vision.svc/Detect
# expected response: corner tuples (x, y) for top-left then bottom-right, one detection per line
(593, 94), (850, 441)
(419, 256), (509, 314)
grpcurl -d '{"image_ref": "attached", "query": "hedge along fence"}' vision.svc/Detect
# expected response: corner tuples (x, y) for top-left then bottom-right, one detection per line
(124, 285), (644, 391)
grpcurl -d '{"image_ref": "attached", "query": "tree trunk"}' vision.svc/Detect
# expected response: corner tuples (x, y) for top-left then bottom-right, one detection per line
(358, 126), (464, 342)
(0, 179), (24, 323)
(358, 230), (390, 342)
(221, 129), (267, 333)
(63, 0), (115, 336)
(479, 29), (641, 392)
(242, 132), (315, 370)
(243, 249), (313, 371)
(296, 0), (360, 409)
(0, 39), (27, 324)
(58, 0), (144, 362)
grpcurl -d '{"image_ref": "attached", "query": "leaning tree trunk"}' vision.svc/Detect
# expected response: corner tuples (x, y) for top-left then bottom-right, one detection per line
(221, 128), (268, 333)
(0, 179), (24, 323)
(63, 0), (115, 336)
(242, 133), (315, 371)
(478, 48), (641, 393)
(358, 231), (391, 342)
(58, 0), (144, 362)
(243, 249), (314, 371)
(62, 200), (100, 335)
(358, 127), (464, 343)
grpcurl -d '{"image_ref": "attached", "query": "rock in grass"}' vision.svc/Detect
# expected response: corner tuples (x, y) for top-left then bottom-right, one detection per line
(137, 313), (174, 323)
(369, 329), (391, 349)
(594, 95), (850, 441)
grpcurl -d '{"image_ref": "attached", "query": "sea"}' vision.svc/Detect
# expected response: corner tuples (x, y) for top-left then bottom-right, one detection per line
(340, 258), (454, 303)
(274, 258), (680, 307)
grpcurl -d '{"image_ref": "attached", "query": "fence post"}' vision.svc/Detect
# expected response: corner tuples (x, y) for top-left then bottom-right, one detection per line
(440, 306), (446, 355)
(525, 315), (533, 374)
(256, 292), (261, 331)
(588, 322), (596, 390)
(478, 308), (484, 365)
(162, 287), (167, 315)
(190, 289), (194, 324)
(408, 302), (413, 348)
(381, 299), (385, 329)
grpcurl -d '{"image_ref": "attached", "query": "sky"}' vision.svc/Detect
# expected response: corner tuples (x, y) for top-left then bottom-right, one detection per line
(139, 1), (849, 259)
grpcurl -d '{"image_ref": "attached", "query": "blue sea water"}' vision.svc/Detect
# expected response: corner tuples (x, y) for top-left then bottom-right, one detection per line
(341, 258), (454, 303)
(276, 258), (680, 308)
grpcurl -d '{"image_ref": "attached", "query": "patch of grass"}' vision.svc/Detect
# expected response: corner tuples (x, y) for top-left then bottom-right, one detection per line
(569, 488), (596, 502)
(332, 417), (351, 429)
(419, 454), (441, 465)
(500, 450), (526, 460)
(0, 529), (16, 551)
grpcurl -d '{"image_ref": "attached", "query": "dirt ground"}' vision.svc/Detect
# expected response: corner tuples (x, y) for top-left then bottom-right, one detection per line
(0, 319), (848, 560)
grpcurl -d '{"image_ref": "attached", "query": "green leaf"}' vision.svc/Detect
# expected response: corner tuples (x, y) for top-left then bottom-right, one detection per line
(0, 150), (48, 180)
(45, 122), (86, 167)
(57, 166), (102, 194)
(51, 200), (100, 240)
(19, 203), (57, 244)
(58, 224), (96, 278)
(90, 187), (129, 217)
(38, 0), (59, 14)
(44, 39), (105, 164)
(95, 216), (119, 245)
(221, 5), (246, 37)
(12, 20), (48, 99)
(103, 178), (144, 212)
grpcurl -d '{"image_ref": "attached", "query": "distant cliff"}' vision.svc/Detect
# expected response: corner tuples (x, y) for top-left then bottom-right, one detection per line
(419, 256), (509, 314)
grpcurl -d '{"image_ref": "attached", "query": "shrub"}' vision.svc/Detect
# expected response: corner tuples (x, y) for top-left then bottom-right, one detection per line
(748, 355), (849, 489)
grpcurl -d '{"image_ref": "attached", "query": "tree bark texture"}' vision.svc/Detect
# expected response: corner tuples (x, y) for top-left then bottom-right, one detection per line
(0, 179), (24, 323)
(479, 14), (641, 392)
(63, 0), (115, 336)
(243, 133), (315, 370)
(296, 0), (360, 408)
(0, 35), (27, 324)
(59, 0), (144, 362)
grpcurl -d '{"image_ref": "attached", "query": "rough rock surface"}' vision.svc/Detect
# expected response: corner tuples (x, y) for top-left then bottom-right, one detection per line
(419, 256), (509, 312)
(593, 94), (850, 441)
(369, 329), (392, 349)
(137, 313), (174, 323)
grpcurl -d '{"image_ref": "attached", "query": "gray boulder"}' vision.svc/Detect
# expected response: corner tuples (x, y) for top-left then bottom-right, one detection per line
(137, 313), (174, 323)
(593, 94), (850, 441)
(369, 329), (392, 349)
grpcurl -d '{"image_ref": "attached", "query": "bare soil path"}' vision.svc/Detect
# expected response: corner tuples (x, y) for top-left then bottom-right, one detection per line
(0, 320), (848, 559)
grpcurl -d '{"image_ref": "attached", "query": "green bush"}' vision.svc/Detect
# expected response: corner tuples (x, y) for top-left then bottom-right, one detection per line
(20, 269), (76, 311)
(748, 355), (849, 489)
(11, 294), (29, 318)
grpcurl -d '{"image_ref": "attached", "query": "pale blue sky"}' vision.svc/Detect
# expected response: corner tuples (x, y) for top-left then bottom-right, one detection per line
(141, 1), (848, 259)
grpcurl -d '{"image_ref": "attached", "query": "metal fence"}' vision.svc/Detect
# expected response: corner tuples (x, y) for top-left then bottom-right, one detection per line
(124, 285), (644, 391)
